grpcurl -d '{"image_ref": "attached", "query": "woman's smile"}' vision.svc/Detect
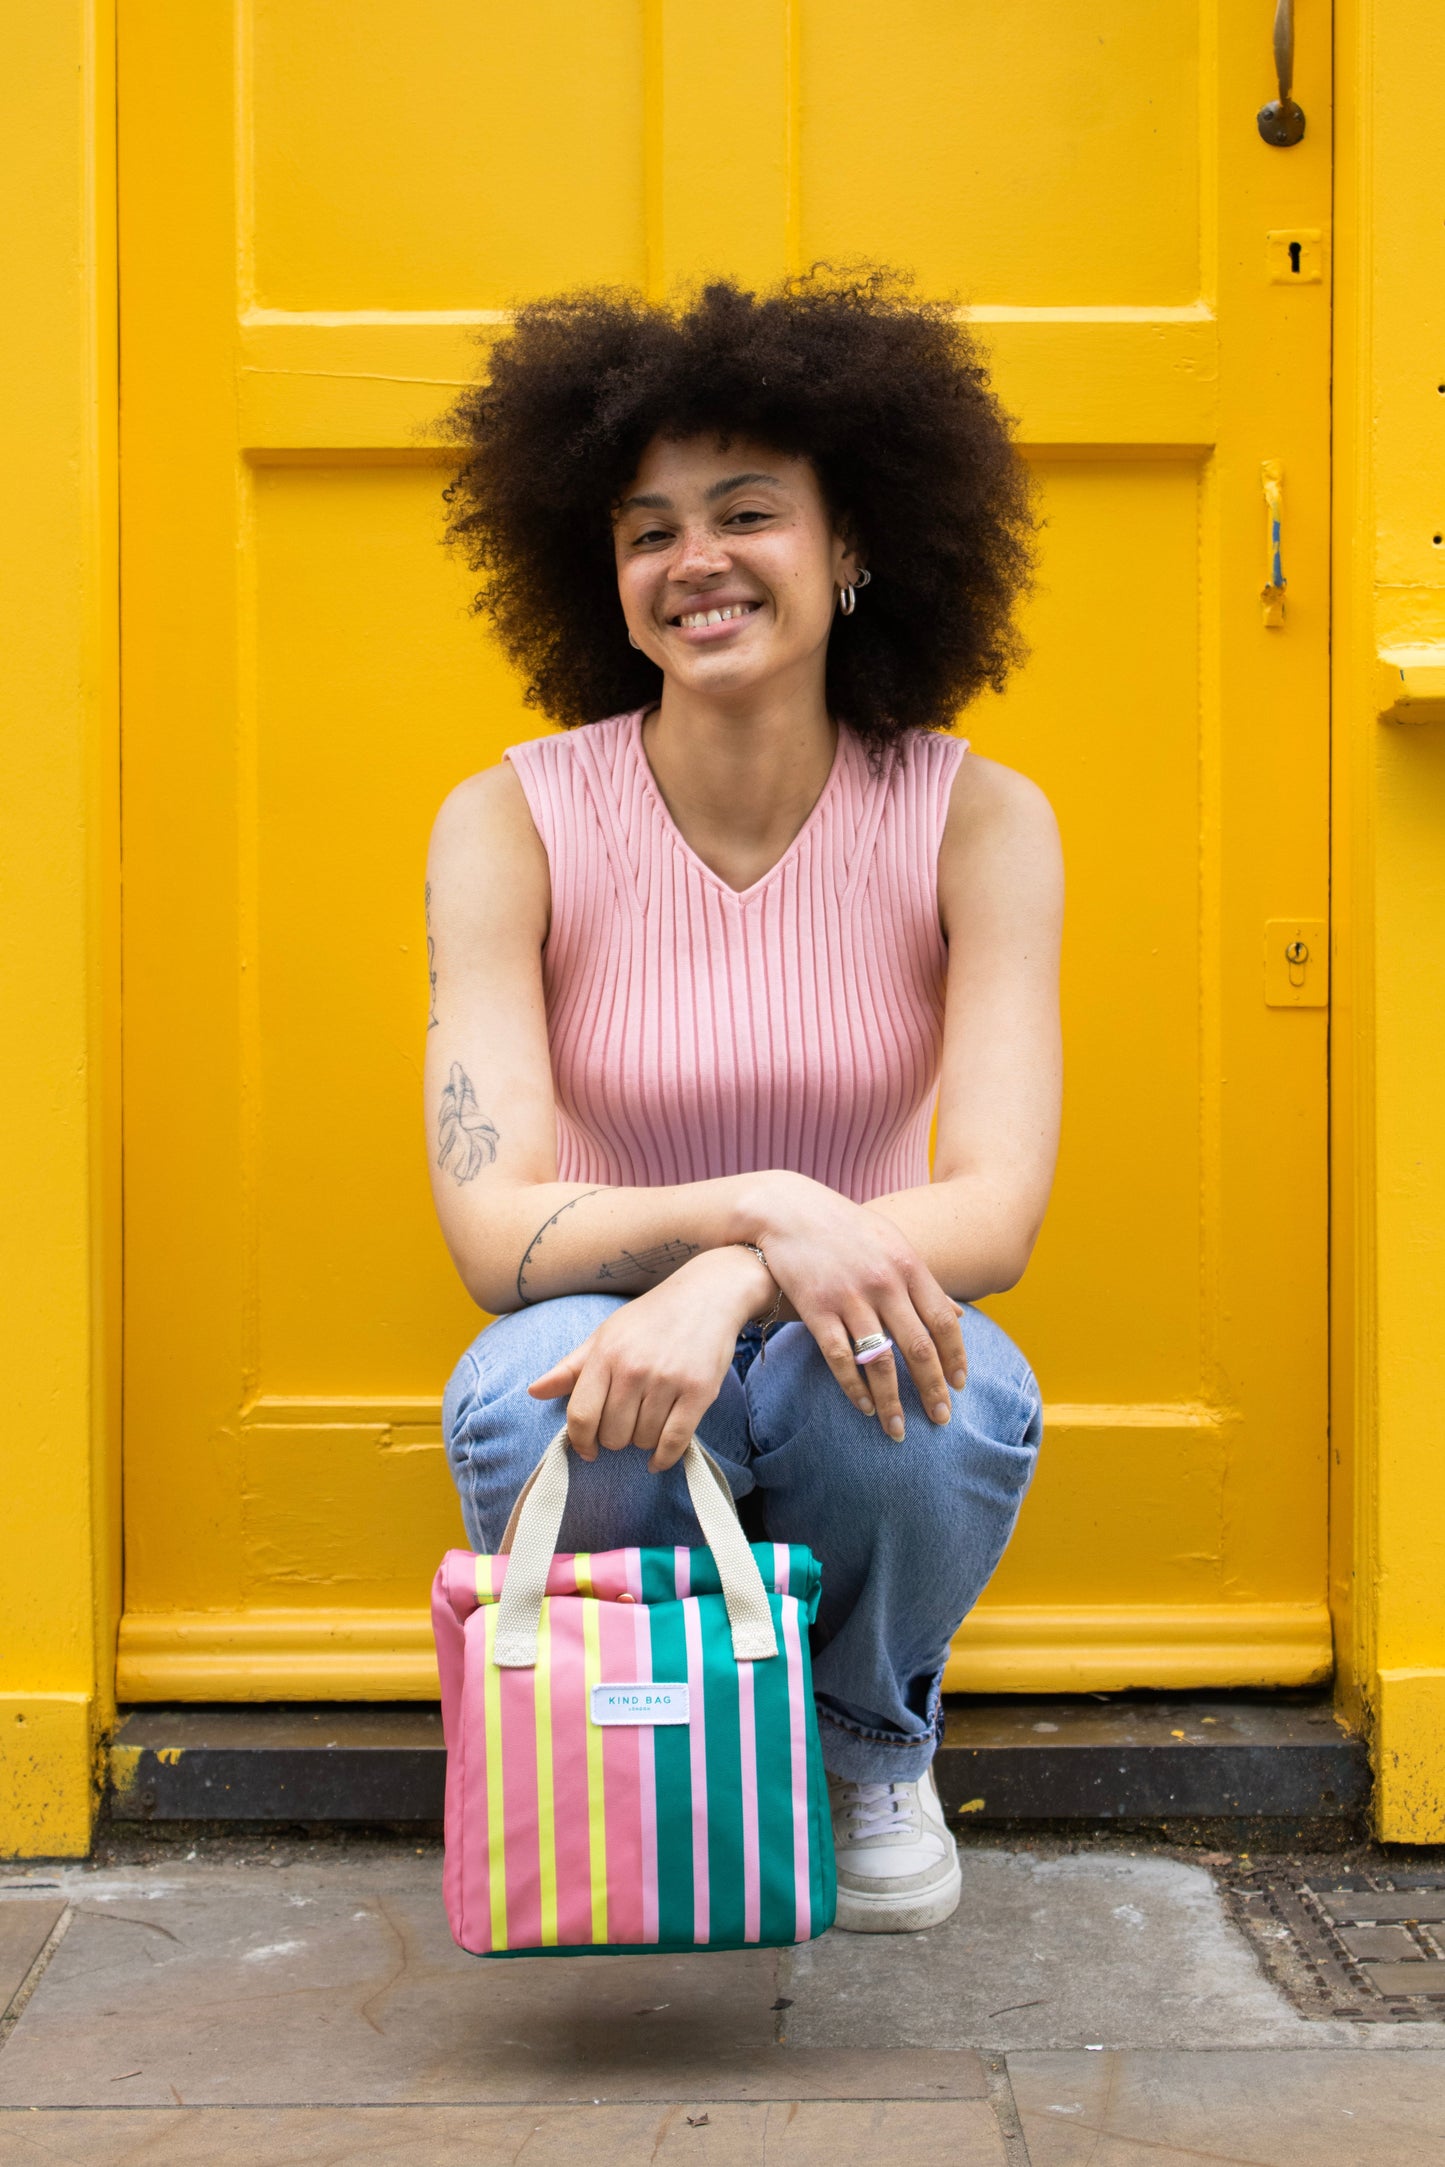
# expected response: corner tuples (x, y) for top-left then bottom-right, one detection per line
(668, 598), (764, 640)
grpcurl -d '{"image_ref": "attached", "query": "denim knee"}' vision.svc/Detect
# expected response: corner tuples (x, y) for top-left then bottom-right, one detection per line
(746, 1302), (1042, 1529)
(441, 1293), (754, 1555)
(442, 1295), (628, 1454)
(442, 1295), (630, 1550)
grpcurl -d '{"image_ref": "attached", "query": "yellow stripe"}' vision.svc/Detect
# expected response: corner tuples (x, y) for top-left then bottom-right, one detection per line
(581, 1598), (608, 1944)
(482, 1609), (508, 1952)
(534, 1597), (558, 1946)
(574, 1552), (593, 1597)
(475, 1553), (494, 1603)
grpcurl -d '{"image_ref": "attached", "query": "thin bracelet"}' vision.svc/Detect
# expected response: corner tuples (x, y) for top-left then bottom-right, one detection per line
(738, 1241), (783, 1359)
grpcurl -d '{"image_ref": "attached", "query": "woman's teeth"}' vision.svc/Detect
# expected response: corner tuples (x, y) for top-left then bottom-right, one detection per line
(677, 603), (756, 629)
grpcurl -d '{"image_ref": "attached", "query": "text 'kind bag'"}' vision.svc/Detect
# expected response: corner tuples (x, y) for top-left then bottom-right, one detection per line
(432, 1429), (836, 1956)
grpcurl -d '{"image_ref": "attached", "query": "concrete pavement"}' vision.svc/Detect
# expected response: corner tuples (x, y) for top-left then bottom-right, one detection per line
(1, 1832), (1443, 2163)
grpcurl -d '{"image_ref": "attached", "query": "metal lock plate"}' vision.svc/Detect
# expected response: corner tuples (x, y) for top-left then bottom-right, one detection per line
(1265, 918), (1327, 1007)
(1266, 228), (1324, 282)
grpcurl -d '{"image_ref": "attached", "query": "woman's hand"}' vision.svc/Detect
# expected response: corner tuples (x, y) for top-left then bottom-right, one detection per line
(742, 1172), (968, 1441)
(526, 1246), (772, 1471)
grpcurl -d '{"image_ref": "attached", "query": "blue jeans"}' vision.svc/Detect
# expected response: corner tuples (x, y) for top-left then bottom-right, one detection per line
(442, 1297), (1042, 1783)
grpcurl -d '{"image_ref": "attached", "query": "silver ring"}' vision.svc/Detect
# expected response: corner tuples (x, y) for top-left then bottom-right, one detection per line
(852, 1333), (894, 1368)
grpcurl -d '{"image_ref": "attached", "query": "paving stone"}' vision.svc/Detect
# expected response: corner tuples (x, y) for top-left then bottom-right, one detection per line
(1362, 1963), (1445, 1997)
(1337, 1925), (1421, 1962)
(1321, 1892), (1445, 1924)
(784, 1850), (1445, 2051)
(0, 1861), (983, 2108)
(0, 1901), (64, 2019)
(1008, 2048), (1445, 2165)
(0, 1859), (770, 2106)
(0, 2100), (1008, 2165)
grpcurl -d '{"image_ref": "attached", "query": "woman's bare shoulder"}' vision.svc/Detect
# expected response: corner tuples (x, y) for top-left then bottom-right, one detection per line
(431, 757), (537, 844)
(938, 751), (1063, 932)
(945, 747), (1056, 833)
(427, 760), (550, 938)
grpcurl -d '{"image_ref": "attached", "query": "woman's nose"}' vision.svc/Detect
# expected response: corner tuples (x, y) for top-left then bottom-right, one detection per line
(672, 525), (730, 579)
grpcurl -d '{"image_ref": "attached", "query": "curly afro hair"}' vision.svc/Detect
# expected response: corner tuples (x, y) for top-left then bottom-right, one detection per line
(442, 268), (1035, 758)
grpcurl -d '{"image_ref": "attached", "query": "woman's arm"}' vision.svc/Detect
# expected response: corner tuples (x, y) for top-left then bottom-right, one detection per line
(425, 763), (793, 1313)
(867, 753), (1064, 1293)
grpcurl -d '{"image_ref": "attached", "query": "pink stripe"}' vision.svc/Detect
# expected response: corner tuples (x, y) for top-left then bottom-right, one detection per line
(456, 1611), (492, 1949)
(682, 1597), (710, 1943)
(497, 1635), (543, 1948)
(780, 1598), (811, 1942)
(737, 1654), (761, 1943)
(484, 1548), (653, 1600)
(674, 1546), (691, 1598)
(547, 1602), (594, 1945)
(597, 1600), (646, 1944)
(634, 1603), (659, 1943)
(772, 1541), (790, 1596)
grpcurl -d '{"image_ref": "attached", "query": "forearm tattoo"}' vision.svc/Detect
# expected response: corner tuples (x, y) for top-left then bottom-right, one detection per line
(425, 881), (439, 1029)
(596, 1240), (700, 1284)
(516, 1188), (603, 1306)
(437, 1062), (499, 1183)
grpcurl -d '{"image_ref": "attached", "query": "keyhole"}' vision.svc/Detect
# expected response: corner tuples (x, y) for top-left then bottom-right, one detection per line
(1286, 940), (1309, 966)
(1288, 240), (1302, 274)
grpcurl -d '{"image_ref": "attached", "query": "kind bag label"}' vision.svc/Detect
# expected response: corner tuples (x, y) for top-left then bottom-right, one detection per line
(589, 1683), (691, 1727)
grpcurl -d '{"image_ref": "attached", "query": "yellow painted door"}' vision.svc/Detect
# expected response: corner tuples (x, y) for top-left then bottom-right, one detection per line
(118, 2), (1331, 1699)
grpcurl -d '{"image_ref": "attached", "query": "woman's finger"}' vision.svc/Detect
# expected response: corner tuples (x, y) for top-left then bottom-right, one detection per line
(630, 1382), (676, 1463)
(907, 1268), (968, 1390)
(650, 1394), (707, 1474)
(803, 1310), (882, 1423)
(844, 1310), (907, 1440)
(528, 1328), (598, 1402)
(879, 1290), (955, 1429)
(595, 1371), (645, 1454)
(562, 1363), (607, 1460)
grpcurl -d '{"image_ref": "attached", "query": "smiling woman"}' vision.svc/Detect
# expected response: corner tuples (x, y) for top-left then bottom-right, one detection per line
(441, 270), (1033, 754)
(426, 268), (1061, 1933)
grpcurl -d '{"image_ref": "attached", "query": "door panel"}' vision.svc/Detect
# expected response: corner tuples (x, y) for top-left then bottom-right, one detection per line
(119, 1), (1331, 1697)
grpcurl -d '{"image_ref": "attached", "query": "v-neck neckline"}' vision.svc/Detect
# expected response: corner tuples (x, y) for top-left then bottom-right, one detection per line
(628, 709), (851, 905)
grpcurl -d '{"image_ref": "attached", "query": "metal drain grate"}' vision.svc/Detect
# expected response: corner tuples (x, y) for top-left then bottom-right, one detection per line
(1224, 1871), (1445, 2023)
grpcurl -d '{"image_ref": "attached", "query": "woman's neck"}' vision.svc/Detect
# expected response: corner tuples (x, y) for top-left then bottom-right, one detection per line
(641, 681), (838, 894)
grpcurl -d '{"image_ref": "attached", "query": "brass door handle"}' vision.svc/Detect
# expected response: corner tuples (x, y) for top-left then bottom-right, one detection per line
(1258, 0), (1305, 145)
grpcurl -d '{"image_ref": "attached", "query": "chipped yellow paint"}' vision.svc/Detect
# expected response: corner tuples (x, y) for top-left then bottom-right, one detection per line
(107, 1744), (143, 1807)
(0, 1699), (96, 1859)
(957, 1800), (986, 1816)
(1375, 1674), (1445, 1843)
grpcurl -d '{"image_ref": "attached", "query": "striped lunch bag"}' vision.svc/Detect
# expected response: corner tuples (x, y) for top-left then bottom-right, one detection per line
(431, 1428), (836, 1956)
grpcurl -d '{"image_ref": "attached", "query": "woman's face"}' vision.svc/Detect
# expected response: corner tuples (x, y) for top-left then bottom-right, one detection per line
(612, 434), (860, 704)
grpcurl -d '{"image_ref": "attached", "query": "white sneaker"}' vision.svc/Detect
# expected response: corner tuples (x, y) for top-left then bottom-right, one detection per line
(827, 1763), (962, 1933)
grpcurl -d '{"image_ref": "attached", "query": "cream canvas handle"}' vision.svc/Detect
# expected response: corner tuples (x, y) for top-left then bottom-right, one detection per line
(490, 1426), (778, 1669)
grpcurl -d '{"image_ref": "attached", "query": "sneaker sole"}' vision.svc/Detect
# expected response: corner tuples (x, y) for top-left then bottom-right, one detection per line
(831, 1852), (962, 1934)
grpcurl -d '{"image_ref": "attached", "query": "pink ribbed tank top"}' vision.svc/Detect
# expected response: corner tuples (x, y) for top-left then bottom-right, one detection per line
(505, 711), (966, 1203)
